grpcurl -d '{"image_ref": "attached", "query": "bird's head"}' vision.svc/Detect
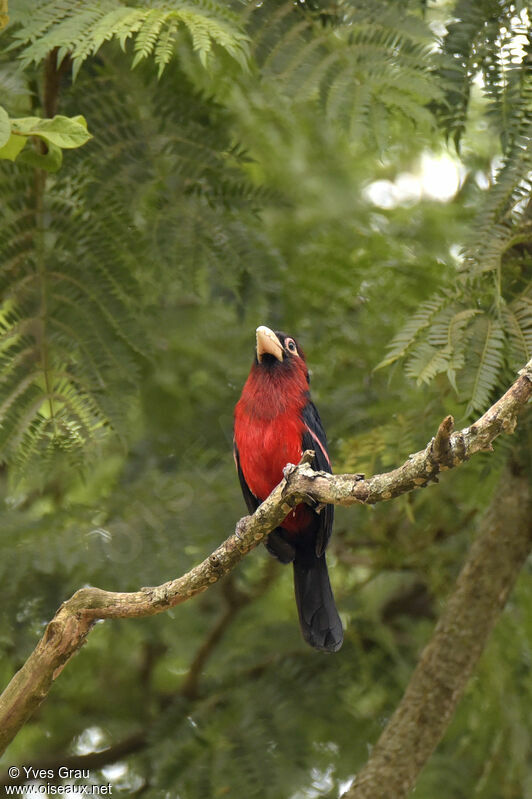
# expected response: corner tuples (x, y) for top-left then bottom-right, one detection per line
(238, 326), (310, 416)
(255, 325), (307, 370)
(247, 325), (310, 401)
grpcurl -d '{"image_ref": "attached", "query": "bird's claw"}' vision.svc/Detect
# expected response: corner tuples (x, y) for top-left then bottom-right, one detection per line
(300, 491), (317, 507)
(283, 462), (297, 479)
(235, 516), (250, 541)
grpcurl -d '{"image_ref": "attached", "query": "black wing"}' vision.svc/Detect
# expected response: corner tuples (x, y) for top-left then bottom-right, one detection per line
(301, 400), (334, 557)
(233, 440), (260, 515)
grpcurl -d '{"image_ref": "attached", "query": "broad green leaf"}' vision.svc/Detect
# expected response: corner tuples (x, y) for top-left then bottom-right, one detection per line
(0, 106), (10, 148)
(16, 141), (63, 173)
(10, 114), (92, 149)
(0, 132), (27, 161)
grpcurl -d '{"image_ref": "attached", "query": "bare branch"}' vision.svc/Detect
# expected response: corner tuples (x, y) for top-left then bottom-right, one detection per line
(1, 565), (280, 784)
(285, 358), (532, 506)
(0, 359), (530, 756)
(432, 414), (454, 465)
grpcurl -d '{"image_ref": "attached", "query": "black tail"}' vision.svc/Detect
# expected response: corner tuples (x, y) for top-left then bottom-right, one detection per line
(293, 552), (343, 653)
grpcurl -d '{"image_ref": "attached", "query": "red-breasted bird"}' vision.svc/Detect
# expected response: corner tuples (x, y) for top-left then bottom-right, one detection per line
(233, 325), (343, 653)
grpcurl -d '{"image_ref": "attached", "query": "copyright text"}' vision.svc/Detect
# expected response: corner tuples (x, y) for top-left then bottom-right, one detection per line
(4, 766), (112, 795)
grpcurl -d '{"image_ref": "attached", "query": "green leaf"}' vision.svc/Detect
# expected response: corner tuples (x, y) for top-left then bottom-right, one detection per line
(465, 317), (506, 416)
(9, 1), (250, 79)
(0, 132), (27, 161)
(375, 296), (446, 370)
(16, 141), (63, 172)
(0, 105), (10, 148)
(10, 114), (92, 149)
(405, 341), (451, 385)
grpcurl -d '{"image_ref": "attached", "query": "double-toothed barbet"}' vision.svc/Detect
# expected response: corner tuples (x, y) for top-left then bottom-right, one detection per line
(233, 326), (343, 653)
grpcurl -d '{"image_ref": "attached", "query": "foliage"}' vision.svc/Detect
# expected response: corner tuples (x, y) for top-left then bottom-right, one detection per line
(240, 0), (442, 140)
(0, 107), (91, 168)
(0, 43), (272, 474)
(380, 0), (532, 414)
(0, 1), (531, 798)
(8, 0), (250, 77)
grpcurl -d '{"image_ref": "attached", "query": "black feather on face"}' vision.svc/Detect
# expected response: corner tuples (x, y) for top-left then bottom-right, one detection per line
(254, 326), (306, 370)
(276, 331), (305, 360)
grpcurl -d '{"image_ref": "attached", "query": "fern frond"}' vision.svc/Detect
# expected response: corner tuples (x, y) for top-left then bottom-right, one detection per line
(416, 305), (478, 391)
(438, 0), (530, 147)
(131, 8), (165, 69)
(437, 0), (498, 146)
(439, 0), (532, 290)
(383, 2), (532, 411)
(0, 46), (285, 468)
(463, 315), (506, 416)
(0, 153), (145, 469)
(503, 295), (532, 369)
(376, 296), (448, 369)
(243, 0), (441, 139)
(462, 133), (532, 282)
(405, 341), (451, 386)
(7, 0), (250, 78)
(154, 18), (179, 77)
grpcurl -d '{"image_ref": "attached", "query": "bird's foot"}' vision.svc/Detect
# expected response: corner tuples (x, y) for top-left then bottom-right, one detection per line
(235, 516), (250, 541)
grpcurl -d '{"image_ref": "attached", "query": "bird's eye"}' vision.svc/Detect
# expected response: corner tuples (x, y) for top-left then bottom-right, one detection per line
(286, 339), (297, 353)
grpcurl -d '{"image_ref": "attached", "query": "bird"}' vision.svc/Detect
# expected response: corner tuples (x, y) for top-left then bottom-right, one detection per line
(233, 325), (343, 653)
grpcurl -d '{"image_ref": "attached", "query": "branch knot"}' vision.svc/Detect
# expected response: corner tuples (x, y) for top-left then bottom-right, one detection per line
(431, 415), (455, 468)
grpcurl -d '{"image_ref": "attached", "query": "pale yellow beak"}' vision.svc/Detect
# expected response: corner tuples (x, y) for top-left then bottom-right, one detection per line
(256, 325), (283, 363)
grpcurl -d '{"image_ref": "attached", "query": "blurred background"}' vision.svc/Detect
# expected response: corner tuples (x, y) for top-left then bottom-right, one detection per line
(0, 0), (531, 796)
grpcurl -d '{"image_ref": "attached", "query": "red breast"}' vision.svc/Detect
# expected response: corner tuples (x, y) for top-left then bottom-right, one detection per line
(234, 350), (312, 532)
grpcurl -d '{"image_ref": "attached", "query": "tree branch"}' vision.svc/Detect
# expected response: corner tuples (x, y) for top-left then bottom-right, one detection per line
(0, 359), (530, 756)
(284, 359), (532, 507)
(0, 566), (279, 787)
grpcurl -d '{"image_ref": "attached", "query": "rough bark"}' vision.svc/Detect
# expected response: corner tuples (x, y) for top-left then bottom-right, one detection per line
(345, 463), (532, 799)
(284, 359), (532, 507)
(0, 571), (277, 787)
(0, 359), (530, 756)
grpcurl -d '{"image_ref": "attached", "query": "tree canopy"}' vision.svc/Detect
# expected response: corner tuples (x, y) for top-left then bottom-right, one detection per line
(0, 1), (531, 797)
